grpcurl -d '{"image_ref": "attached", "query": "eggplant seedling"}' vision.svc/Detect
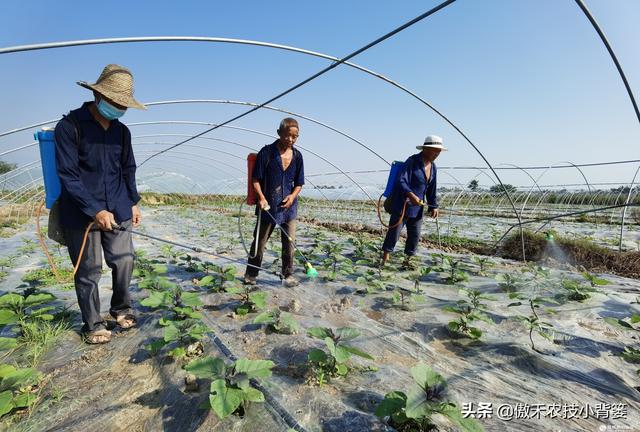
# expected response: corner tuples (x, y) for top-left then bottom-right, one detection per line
(507, 293), (559, 353)
(140, 287), (204, 320)
(196, 264), (237, 292)
(495, 273), (525, 293)
(225, 286), (267, 316)
(443, 289), (494, 339)
(355, 270), (386, 294)
(375, 363), (483, 432)
(252, 309), (299, 334)
(440, 256), (469, 285)
(392, 287), (424, 311)
(146, 318), (211, 359)
(306, 326), (374, 385)
(185, 356), (275, 419)
(472, 256), (494, 276)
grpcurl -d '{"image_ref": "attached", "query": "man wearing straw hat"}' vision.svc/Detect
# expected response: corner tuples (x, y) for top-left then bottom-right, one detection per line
(380, 135), (446, 268)
(54, 64), (146, 344)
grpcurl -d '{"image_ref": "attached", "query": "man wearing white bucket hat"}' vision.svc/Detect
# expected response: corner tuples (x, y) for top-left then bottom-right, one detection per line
(54, 64), (146, 344)
(381, 135), (446, 268)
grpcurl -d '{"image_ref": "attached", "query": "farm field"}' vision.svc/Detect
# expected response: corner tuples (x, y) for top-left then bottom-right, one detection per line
(0, 204), (639, 431)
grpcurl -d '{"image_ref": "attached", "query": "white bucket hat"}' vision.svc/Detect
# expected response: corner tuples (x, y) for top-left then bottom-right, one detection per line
(77, 64), (146, 110)
(416, 135), (447, 151)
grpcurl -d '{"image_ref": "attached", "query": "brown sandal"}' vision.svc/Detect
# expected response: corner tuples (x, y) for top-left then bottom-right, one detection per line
(83, 328), (112, 344)
(116, 313), (137, 330)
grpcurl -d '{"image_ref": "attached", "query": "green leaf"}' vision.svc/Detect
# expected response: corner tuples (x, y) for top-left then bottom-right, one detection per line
(173, 306), (202, 319)
(144, 339), (167, 354)
(187, 323), (210, 340)
(374, 391), (407, 418)
(140, 291), (172, 309)
(24, 293), (55, 306)
(185, 356), (226, 380)
(163, 324), (180, 342)
(0, 293), (23, 307)
(168, 347), (186, 358)
(199, 275), (215, 286)
(603, 317), (635, 330)
(405, 385), (430, 419)
(235, 304), (250, 316)
(630, 314), (640, 325)
(307, 327), (331, 340)
(335, 363), (348, 376)
(13, 392), (37, 408)
(342, 345), (374, 360)
(248, 291), (267, 309)
(0, 338), (17, 351)
(0, 390), (14, 417)
(307, 348), (328, 363)
(0, 367), (39, 392)
(333, 345), (352, 364)
(0, 365), (17, 378)
(158, 317), (172, 326)
(468, 327), (483, 339)
(181, 292), (203, 307)
(152, 264), (168, 274)
(233, 358), (275, 379)
(0, 310), (18, 326)
(410, 364), (445, 393)
(252, 310), (275, 325)
(209, 379), (243, 419)
(242, 387), (265, 403)
(336, 327), (360, 341)
(440, 403), (485, 432)
(277, 312), (299, 333)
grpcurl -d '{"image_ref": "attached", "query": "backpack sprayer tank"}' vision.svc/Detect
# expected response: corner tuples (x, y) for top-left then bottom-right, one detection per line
(247, 153), (258, 205)
(35, 128), (61, 209)
(383, 160), (405, 198)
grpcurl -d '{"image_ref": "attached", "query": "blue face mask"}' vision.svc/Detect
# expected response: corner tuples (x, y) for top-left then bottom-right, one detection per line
(96, 98), (126, 120)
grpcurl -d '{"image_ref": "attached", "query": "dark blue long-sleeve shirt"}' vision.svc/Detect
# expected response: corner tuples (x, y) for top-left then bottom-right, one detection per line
(54, 102), (140, 229)
(390, 153), (438, 218)
(253, 141), (304, 225)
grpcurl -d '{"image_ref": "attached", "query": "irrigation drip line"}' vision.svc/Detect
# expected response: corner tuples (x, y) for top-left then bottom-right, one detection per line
(138, 0), (457, 166)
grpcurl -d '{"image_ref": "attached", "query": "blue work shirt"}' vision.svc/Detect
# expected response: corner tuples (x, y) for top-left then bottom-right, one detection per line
(390, 153), (438, 218)
(253, 141), (305, 225)
(54, 102), (141, 229)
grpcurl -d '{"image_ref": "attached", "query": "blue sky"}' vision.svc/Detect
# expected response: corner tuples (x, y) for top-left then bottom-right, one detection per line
(1, 0), (638, 194)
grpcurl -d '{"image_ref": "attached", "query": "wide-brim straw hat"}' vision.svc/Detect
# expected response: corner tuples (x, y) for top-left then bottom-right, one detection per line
(77, 64), (146, 110)
(416, 134), (447, 151)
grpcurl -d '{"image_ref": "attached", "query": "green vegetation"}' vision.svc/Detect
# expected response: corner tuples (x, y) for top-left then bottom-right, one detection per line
(253, 309), (299, 334)
(185, 356), (275, 419)
(306, 327), (374, 385)
(375, 363), (483, 431)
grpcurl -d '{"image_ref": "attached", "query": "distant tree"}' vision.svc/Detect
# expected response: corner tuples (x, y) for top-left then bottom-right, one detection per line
(489, 184), (517, 194)
(468, 179), (479, 192)
(0, 160), (17, 175)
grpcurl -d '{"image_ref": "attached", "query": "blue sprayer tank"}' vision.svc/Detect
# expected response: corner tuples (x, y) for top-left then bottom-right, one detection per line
(383, 160), (405, 197)
(35, 128), (61, 209)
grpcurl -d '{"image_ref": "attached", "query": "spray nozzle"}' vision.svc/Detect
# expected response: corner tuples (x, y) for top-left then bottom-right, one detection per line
(544, 231), (554, 241)
(304, 261), (318, 278)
